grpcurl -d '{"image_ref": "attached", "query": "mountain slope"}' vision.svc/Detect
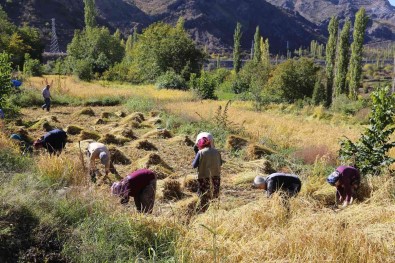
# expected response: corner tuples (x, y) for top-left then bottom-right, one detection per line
(265, 0), (395, 42)
(0, 0), (393, 53)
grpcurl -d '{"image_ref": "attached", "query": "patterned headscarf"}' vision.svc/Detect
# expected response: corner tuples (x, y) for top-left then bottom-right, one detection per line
(197, 137), (211, 150)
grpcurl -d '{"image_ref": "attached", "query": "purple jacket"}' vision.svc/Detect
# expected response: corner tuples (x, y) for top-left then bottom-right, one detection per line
(336, 166), (361, 202)
(121, 169), (156, 198)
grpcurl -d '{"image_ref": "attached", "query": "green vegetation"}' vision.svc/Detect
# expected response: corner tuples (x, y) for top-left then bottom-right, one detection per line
(325, 16), (339, 106)
(340, 86), (395, 175)
(349, 8), (369, 99)
(334, 19), (351, 97)
(233, 22), (242, 74)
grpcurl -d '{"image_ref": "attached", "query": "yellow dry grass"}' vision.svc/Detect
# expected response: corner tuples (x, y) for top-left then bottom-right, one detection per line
(28, 75), (194, 102)
(164, 100), (362, 154)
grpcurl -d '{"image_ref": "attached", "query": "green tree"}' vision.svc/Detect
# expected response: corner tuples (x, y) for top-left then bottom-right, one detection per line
(253, 26), (261, 63)
(67, 27), (125, 78)
(349, 8), (369, 99)
(339, 86), (395, 175)
(325, 16), (339, 106)
(84, 0), (97, 28)
(312, 73), (326, 105)
(334, 19), (351, 97)
(189, 71), (217, 100)
(130, 22), (205, 83)
(0, 52), (12, 110)
(267, 57), (319, 103)
(233, 22), (242, 73)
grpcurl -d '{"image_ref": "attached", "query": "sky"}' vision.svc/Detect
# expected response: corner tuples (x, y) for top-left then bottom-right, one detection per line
(390, 0), (395, 6)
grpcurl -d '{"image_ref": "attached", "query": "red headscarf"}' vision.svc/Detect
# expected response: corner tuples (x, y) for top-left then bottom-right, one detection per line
(197, 137), (211, 150)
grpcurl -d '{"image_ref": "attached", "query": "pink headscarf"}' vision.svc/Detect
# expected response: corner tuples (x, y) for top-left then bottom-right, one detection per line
(197, 137), (211, 150)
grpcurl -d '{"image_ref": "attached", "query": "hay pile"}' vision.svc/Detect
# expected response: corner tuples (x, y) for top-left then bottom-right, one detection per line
(175, 196), (199, 217)
(76, 107), (95, 116)
(135, 153), (173, 179)
(232, 171), (258, 186)
(133, 139), (158, 151)
(115, 111), (126, 117)
(94, 118), (106, 125)
(146, 117), (162, 125)
(162, 179), (183, 200)
(29, 119), (54, 131)
(66, 125), (84, 135)
(242, 159), (275, 174)
(108, 146), (131, 165)
(99, 133), (129, 145)
(112, 126), (136, 139)
(169, 135), (195, 147)
(184, 174), (199, 192)
(246, 144), (275, 160)
(226, 135), (248, 151)
(80, 130), (101, 141)
(121, 112), (145, 124)
(142, 129), (172, 139)
(101, 112), (112, 118)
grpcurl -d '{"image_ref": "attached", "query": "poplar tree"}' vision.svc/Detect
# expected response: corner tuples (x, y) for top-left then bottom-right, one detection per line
(260, 37), (271, 75)
(349, 8), (369, 99)
(233, 22), (242, 73)
(83, 0), (96, 29)
(334, 19), (351, 96)
(325, 16), (339, 106)
(253, 26), (261, 63)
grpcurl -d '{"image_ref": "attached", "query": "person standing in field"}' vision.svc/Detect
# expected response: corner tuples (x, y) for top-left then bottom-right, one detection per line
(41, 79), (53, 112)
(327, 165), (361, 208)
(192, 136), (222, 212)
(111, 169), (157, 214)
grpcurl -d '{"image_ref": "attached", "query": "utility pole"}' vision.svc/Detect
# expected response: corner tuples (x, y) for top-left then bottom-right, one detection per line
(50, 18), (60, 53)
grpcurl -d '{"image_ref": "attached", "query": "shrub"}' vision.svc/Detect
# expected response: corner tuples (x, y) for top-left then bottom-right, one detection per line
(74, 59), (93, 81)
(155, 70), (186, 90)
(339, 86), (395, 175)
(23, 53), (42, 77)
(331, 94), (366, 115)
(189, 71), (217, 100)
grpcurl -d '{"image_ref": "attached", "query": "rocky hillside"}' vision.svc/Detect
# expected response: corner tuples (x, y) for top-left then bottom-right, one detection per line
(266, 0), (395, 42)
(0, 0), (394, 53)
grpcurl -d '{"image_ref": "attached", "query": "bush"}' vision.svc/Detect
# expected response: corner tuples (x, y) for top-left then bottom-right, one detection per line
(155, 70), (186, 90)
(23, 53), (42, 77)
(331, 94), (366, 115)
(189, 71), (217, 100)
(74, 59), (93, 81)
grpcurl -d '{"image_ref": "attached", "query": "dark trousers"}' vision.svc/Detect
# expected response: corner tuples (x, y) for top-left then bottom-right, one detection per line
(42, 98), (51, 111)
(134, 179), (156, 214)
(197, 176), (221, 212)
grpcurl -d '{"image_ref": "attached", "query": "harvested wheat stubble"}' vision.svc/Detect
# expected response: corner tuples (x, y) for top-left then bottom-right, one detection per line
(121, 112), (145, 124)
(162, 179), (183, 200)
(76, 107), (95, 116)
(246, 143), (275, 160)
(66, 125), (83, 135)
(133, 139), (158, 151)
(175, 196), (199, 216)
(169, 135), (195, 147)
(184, 174), (199, 192)
(80, 130), (101, 141)
(108, 146), (131, 165)
(29, 119), (54, 132)
(142, 129), (172, 139)
(99, 133), (130, 145)
(226, 135), (248, 151)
